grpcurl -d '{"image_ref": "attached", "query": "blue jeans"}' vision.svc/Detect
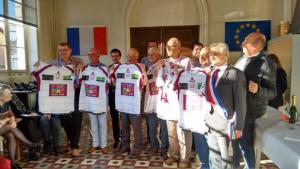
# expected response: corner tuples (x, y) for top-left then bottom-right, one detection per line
(145, 113), (159, 151)
(234, 117), (256, 169)
(39, 114), (61, 147)
(193, 132), (209, 169)
(158, 118), (169, 153)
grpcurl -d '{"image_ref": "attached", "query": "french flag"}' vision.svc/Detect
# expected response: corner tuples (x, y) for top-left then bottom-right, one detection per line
(67, 26), (107, 55)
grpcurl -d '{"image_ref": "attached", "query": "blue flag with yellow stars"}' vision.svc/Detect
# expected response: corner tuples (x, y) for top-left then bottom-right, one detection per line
(225, 20), (271, 51)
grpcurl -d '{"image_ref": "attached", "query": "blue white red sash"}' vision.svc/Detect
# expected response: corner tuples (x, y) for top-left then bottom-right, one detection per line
(207, 69), (236, 140)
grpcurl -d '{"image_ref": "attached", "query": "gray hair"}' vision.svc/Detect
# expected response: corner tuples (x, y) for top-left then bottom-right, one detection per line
(167, 37), (181, 47)
(209, 43), (229, 56)
(0, 84), (12, 97)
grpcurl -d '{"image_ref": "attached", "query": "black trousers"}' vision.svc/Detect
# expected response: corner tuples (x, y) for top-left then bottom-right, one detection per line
(18, 118), (40, 143)
(108, 86), (120, 143)
(60, 87), (82, 149)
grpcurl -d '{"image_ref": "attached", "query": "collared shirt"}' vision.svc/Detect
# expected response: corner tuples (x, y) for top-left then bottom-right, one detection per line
(234, 55), (250, 71)
(89, 61), (106, 68)
(50, 57), (83, 67)
(214, 64), (228, 86)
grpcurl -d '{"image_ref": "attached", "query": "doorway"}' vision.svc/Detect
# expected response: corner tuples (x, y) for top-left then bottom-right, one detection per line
(130, 25), (199, 60)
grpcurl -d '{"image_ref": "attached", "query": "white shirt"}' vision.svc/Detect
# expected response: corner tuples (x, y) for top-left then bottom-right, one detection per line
(234, 56), (250, 71)
(214, 64), (228, 86)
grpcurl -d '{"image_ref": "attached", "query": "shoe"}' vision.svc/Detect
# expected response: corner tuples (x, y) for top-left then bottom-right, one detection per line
(118, 147), (130, 154)
(150, 149), (159, 156)
(164, 157), (177, 166)
(113, 141), (119, 149)
(161, 152), (168, 160)
(43, 141), (51, 154)
(53, 146), (61, 157)
(12, 162), (22, 169)
(130, 150), (141, 159)
(178, 161), (191, 168)
(100, 147), (108, 154)
(29, 149), (41, 161)
(88, 147), (98, 154)
(72, 149), (81, 157)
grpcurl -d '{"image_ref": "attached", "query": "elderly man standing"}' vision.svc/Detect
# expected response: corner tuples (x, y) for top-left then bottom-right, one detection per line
(156, 37), (192, 168)
(79, 48), (108, 154)
(205, 43), (246, 169)
(234, 32), (276, 169)
(112, 48), (146, 158)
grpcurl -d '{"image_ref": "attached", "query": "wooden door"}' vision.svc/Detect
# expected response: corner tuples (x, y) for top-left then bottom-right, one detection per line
(130, 25), (199, 60)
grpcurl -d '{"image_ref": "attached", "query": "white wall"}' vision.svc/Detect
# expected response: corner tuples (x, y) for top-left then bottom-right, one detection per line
(37, 0), (285, 65)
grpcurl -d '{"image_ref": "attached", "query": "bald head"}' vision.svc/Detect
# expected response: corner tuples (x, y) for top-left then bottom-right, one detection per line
(242, 32), (266, 56)
(166, 37), (181, 58)
(127, 48), (139, 64)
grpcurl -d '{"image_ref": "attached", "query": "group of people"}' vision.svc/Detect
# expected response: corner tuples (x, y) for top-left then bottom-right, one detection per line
(0, 31), (284, 169)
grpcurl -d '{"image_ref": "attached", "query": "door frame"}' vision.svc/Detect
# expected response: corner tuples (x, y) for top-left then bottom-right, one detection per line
(123, 0), (209, 50)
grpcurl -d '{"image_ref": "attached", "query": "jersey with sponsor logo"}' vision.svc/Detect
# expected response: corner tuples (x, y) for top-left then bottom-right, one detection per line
(144, 62), (160, 113)
(112, 64), (144, 115)
(79, 65), (109, 114)
(155, 57), (191, 121)
(32, 63), (75, 114)
(174, 68), (210, 133)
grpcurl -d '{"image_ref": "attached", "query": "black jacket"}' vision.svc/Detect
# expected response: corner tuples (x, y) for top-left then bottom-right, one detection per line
(241, 52), (277, 118)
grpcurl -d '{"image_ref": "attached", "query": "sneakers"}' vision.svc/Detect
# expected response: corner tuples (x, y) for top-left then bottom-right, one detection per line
(72, 149), (81, 157)
(164, 157), (177, 166)
(178, 161), (191, 168)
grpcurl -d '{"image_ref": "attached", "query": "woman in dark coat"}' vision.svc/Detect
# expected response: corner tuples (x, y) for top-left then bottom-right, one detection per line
(268, 54), (288, 109)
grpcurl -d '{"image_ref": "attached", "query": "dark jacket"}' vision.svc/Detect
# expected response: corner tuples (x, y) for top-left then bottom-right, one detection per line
(241, 52), (277, 118)
(268, 68), (287, 109)
(205, 65), (247, 135)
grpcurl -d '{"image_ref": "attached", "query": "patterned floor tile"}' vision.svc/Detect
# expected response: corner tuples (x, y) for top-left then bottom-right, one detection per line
(54, 158), (72, 164)
(107, 159), (123, 166)
(10, 113), (279, 169)
(135, 161), (150, 167)
(80, 159), (98, 165)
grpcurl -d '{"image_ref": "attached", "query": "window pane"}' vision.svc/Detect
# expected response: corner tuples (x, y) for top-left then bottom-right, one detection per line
(0, 0), (3, 15)
(24, 0), (36, 9)
(8, 21), (24, 47)
(8, 1), (22, 20)
(0, 20), (5, 45)
(24, 6), (37, 25)
(10, 47), (26, 70)
(0, 45), (7, 70)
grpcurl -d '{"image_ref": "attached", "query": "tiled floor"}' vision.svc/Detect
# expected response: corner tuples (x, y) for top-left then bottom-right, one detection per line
(6, 113), (279, 169)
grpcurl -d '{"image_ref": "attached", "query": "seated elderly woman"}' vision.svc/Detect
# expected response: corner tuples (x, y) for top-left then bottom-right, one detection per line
(0, 84), (40, 169)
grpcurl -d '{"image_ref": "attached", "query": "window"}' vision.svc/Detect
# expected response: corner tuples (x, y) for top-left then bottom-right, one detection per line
(0, 0), (38, 72)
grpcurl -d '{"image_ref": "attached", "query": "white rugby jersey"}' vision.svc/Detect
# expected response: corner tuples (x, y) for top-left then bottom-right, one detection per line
(156, 56), (191, 121)
(111, 64), (144, 115)
(79, 65), (109, 114)
(144, 62), (160, 113)
(32, 64), (75, 114)
(174, 68), (211, 134)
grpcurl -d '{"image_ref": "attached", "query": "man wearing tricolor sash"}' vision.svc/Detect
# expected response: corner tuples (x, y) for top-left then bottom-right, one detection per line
(205, 43), (246, 169)
(156, 38), (193, 168)
(79, 48), (109, 154)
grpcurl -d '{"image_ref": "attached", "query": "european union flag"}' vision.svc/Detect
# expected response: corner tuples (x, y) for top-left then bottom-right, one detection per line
(225, 20), (271, 51)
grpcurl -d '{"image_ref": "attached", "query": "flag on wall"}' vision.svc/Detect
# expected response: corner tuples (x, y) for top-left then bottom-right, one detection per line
(67, 26), (107, 55)
(225, 20), (271, 51)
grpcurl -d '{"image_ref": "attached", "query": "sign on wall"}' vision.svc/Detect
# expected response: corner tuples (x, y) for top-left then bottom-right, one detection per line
(67, 26), (107, 55)
(225, 20), (271, 51)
